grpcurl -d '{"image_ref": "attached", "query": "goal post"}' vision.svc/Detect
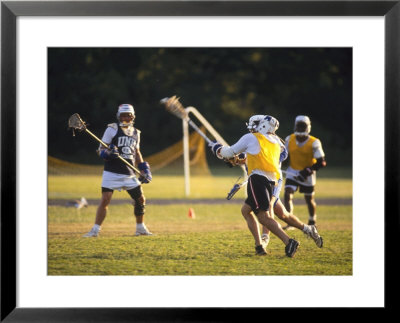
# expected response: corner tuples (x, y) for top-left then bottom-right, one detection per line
(182, 106), (247, 196)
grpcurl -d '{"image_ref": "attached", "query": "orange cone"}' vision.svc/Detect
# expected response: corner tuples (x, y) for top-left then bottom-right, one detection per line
(188, 208), (195, 219)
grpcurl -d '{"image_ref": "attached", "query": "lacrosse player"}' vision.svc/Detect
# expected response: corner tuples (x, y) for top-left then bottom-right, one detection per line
(241, 116), (323, 249)
(283, 115), (327, 229)
(83, 104), (153, 237)
(210, 115), (300, 257)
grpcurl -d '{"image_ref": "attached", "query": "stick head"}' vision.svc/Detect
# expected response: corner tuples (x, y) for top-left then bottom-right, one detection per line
(160, 95), (188, 120)
(68, 113), (87, 136)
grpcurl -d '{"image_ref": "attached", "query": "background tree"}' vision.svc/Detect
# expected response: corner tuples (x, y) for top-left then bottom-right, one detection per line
(49, 48), (352, 166)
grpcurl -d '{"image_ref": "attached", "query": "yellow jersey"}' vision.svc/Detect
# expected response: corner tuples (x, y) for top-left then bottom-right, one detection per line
(288, 134), (317, 170)
(247, 133), (281, 180)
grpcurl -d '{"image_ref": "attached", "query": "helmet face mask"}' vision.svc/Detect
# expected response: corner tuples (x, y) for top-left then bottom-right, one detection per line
(294, 115), (311, 138)
(117, 104), (135, 127)
(246, 115), (264, 133)
(247, 115), (279, 135)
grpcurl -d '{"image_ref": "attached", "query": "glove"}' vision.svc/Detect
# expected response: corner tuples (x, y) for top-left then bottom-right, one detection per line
(209, 141), (223, 159)
(294, 167), (313, 182)
(100, 144), (119, 161)
(138, 161), (152, 184)
(224, 153), (247, 167)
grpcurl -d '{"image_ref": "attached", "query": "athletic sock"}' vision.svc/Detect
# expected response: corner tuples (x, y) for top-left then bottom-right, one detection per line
(302, 225), (311, 234)
(309, 215), (317, 223)
(136, 223), (145, 229)
(93, 224), (101, 232)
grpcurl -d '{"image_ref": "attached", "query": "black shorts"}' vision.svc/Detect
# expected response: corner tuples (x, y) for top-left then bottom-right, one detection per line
(285, 178), (314, 194)
(245, 174), (275, 214)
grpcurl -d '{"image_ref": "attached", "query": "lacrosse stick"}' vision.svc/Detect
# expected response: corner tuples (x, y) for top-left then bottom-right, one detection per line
(160, 96), (247, 168)
(226, 176), (248, 200)
(226, 170), (289, 200)
(68, 113), (150, 182)
(160, 96), (214, 146)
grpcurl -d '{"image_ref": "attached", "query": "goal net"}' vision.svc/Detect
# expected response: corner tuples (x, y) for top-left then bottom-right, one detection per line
(49, 127), (211, 176)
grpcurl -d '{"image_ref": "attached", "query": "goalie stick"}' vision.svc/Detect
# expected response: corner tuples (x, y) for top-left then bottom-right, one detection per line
(160, 96), (246, 168)
(160, 96), (214, 146)
(67, 113), (150, 182)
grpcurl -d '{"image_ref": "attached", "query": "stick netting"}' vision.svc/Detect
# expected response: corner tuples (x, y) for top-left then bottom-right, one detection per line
(68, 113), (87, 131)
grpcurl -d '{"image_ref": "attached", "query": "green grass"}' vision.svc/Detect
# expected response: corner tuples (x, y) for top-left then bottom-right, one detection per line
(48, 172), (352, 275)
(48, 174), (352, 200)
(48, 204), (352, 276)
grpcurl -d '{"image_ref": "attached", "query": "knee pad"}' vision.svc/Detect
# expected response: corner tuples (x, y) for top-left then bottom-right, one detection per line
(127, 187), (145, 216)
(134, 196), (146, 216)
(134, 203), (145, 216)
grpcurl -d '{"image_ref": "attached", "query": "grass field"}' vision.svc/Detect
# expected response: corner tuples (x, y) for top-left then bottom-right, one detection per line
(48, 171), (352, 276)
(48, 172), (352, 201)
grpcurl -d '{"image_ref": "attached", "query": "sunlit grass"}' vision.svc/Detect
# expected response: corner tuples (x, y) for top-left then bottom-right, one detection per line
(48, 204), (352, 275)
(48, 175), (352, 200)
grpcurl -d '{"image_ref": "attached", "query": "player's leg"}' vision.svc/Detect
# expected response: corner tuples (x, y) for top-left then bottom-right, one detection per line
(127, 186), (152, 236)
(245, 175), (299, 256)
(274, 199), (323, 247)
(283, 186), (296, 230)
(299, 184), (316, 225)
(83, 188), (113, 237)
(304, 193), (317, 225)
(255, 209), (289, 245)
(95, 189), (113, 225)
(284, 187), (294, 214)
(255, 209), (299, 257)
(274, 199), (304, 230)
(241, 203), (265, 255)
(284, 179), (298, 213)
(260, 226), (270, 248)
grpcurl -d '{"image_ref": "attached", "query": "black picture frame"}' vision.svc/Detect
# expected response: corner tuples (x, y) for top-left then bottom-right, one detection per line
(1, 0), (398, 321)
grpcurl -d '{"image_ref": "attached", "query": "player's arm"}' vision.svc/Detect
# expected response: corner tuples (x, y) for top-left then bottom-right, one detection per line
(209, 133), (252, 166)
(135, 149), (144, 165)
(135, 134), (152, 184)
(311, 139), (327, 171)
(295, 139), (326, 181)
(279, 142), (288, 163)
(97, 125), (119, 160)
(210, 133), (253, 158)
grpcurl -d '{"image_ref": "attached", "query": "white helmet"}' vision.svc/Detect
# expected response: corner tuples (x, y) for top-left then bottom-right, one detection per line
(247, 115), (279, 135)
(246, 115), (265, 132)
(294, 115), (311, 136)
(117, 104), (135, 127)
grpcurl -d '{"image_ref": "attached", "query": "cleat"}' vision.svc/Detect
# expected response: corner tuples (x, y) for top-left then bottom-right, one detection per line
(285, 239), (300, 257)
(307, 225), (323, 248)
(261, 234), (270, 248)
(308, 220), (316, 226)
(255, 245), (267, 256)
(134, 225), (153, 236)
(83, 229), (99, 237)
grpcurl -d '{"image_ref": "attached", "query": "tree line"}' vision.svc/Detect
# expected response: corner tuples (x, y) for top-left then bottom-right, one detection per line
(48, 47), (352, 166)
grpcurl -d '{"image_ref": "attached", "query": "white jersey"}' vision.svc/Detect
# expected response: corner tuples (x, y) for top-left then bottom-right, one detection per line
(99, 123), (141, 190)
(100, 123), (140, 150)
